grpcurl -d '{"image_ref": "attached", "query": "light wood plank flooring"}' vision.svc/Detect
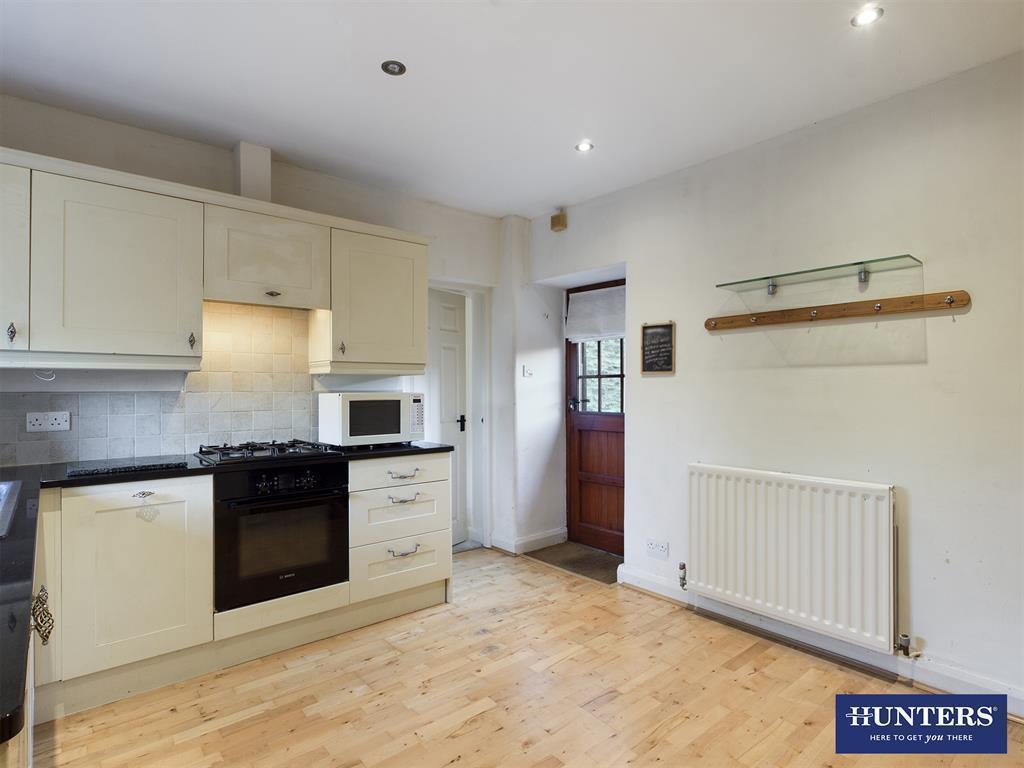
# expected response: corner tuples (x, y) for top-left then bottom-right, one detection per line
(36, 549), (1024, 767)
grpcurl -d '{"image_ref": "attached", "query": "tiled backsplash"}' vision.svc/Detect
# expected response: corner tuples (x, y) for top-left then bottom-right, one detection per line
(0, 302), (319, 466)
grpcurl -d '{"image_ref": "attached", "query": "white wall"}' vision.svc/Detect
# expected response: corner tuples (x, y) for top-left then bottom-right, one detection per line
(488, 217), (566, 553)
(531, 53), (1024, 708)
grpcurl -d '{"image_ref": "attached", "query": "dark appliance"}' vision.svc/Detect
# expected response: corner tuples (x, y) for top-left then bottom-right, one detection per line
(196, 439), (343, 466)
(209, 442), (349, 612)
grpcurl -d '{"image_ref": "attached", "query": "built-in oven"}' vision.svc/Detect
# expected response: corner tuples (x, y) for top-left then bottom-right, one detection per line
(214, 461), (349, 612)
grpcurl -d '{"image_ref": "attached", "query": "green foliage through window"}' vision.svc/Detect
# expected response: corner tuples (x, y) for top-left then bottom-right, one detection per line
(577, 338), (624, 413)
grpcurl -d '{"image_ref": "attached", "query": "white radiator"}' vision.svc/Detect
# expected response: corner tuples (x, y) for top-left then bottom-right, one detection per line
(688, 463), (894, 654)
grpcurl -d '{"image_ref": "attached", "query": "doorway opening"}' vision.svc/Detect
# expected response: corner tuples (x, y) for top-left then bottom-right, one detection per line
(564, 280), (625, 557)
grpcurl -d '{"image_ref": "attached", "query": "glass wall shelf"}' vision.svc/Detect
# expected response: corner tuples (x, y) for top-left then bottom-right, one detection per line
(716, 254), (922, 293)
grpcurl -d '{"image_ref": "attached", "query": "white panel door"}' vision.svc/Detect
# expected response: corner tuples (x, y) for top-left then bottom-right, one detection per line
(60, 475), (213, 679)
(427, 290), (468, 544)
(330, 229), (427, 364)
(30, 172), (203, 357)
(0, 164), (30, 351)
(204, 205), (331, 309)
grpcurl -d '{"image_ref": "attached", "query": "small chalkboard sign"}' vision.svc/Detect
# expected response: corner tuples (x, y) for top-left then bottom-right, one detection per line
(641, 322), (675, 375)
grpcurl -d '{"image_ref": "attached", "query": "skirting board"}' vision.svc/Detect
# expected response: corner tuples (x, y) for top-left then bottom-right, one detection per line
(491, 526), (567, 555)
(35, 580), (446, 724)
(617, 564), (1024, 717)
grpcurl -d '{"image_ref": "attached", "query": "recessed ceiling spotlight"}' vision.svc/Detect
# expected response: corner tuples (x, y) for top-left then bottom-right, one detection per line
(381, 60), (407, 76)
(575, 140), (595, 153)
(851, 4), (883, 27)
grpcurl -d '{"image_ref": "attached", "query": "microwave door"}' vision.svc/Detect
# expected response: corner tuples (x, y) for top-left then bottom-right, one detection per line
(347, 398), (404, 444)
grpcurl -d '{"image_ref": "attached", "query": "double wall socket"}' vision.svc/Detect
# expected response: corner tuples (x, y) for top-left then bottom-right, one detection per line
(646, 538), (670, 561)
(26, 411), (71, 432)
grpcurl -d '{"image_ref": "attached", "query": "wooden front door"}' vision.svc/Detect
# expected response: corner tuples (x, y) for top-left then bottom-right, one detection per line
(566, 337), (625, 555)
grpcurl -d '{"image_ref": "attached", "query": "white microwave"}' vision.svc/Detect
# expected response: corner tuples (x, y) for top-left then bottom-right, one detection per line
(318, 392), (425, 447)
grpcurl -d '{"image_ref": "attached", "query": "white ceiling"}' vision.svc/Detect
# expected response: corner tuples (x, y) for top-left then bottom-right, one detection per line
(1, 1), (1021, 218)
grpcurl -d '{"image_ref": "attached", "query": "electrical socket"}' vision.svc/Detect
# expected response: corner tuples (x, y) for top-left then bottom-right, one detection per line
(645, 538), (669, 561)
(26, 411), (71, 433)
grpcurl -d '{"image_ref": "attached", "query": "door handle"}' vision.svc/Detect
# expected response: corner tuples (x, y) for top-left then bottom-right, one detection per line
(388, 492), (421, 505)
(31, 585), (54, 646)
(457, 415), (466, 432)
(387, 543), (421, 558)
(387, 468), (419, 480)
(6, 323), (15, 343)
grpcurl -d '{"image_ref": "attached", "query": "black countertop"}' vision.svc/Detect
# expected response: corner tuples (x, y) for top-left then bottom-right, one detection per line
(0, 440), (452, 743)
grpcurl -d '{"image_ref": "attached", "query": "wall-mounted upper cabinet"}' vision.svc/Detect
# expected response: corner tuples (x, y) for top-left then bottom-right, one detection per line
(309, 229), (428, 375)
(0, 163), (30, 352)
(30, 172), (204, 359)
(204, 205), (331, 309)
(0, 146), (430, 371)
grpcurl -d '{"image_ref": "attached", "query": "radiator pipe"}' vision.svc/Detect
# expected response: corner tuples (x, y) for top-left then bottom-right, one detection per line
(679, 562), (687, 590)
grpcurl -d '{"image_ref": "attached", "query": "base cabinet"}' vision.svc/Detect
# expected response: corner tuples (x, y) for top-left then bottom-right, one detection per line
(60, 475), (213, 680)
(348, 454), (453, 604)
(33, 489), (62, 686)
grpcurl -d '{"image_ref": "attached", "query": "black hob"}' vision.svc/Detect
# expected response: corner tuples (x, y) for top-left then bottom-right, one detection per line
(195, 439), (343, 466)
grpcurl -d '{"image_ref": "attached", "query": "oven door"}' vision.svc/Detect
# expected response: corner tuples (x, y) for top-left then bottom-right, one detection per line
(215, 490), (348, 612)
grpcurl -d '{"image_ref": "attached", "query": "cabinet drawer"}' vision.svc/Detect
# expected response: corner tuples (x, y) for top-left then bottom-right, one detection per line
(349, 480), (450, 547)
(349, 452), (450, 491)
(349, 529), (451, 604)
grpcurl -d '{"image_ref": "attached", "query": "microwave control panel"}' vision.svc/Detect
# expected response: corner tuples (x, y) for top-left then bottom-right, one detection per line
(411, 395), (425, 434)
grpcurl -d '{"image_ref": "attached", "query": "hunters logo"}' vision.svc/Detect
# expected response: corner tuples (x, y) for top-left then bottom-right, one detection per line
(835, 694), (1007, 754)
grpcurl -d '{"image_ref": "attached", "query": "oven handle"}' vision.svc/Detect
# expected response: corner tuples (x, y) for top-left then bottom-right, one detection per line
(224, 488), (347, 510)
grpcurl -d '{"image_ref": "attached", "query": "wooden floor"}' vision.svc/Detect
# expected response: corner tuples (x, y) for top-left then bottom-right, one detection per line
(36, 549), (1024, 767)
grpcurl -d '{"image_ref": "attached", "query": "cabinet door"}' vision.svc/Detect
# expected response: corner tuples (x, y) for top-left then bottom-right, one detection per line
(0, 164), (30, 351)
(204, 205), (330, 309)
(33, 489), (62, 686)
(30, 172), (203, 357)
(61, 475), (213, 679)
(330, 229), (427, 364)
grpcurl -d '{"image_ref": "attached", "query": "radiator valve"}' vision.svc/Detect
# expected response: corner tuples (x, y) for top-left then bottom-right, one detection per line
(679, 562), (687, 590)
(896, 633), (921, 658)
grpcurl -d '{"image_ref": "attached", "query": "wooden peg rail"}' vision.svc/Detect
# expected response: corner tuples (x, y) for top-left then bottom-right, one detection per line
(705, 290), (971, 332)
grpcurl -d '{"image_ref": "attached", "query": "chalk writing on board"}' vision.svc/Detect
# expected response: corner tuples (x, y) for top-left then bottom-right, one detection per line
(641, 323), (675, 374)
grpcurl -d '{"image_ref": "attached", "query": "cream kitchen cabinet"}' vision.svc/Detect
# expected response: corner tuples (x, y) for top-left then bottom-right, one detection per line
(32, 489), (62, 686)
(30, 172), (203, 358)
(349, 529), (452, 604)
(0, 164), (30, 352)
(309, 229), (428, 374)
(347, 453), (452, 604)
(204, 205), (330, 309)
(60, 475), (213, 680)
